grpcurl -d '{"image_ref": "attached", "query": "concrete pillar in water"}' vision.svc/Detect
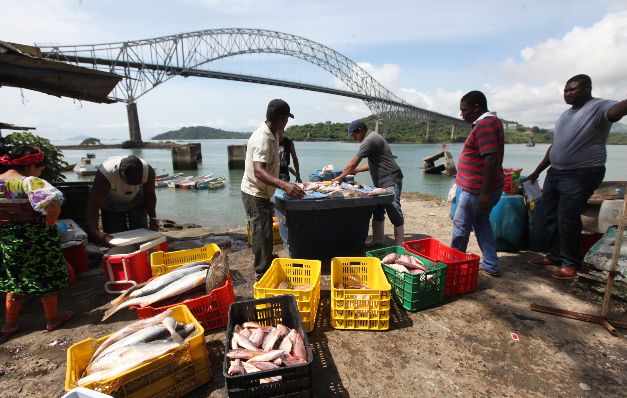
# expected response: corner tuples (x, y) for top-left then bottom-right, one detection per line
(126, 102), (142, 143)
(425, 121), (431, 141)
(227, 145), (246, 169)
(189, 143), (202, 160)
(171, 144), (198, 170)
(450, 125), (456, 140)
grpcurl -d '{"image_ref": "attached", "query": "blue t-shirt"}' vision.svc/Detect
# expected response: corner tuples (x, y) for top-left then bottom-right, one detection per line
(550, 98), (617, 170)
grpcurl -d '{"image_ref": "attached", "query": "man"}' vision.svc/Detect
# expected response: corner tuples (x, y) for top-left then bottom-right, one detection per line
(334, 120), (404, 245)
(528, 74), (627, 279)
(87, 155), (157, 245)
(452, 91), (504, 277)
(241, 99), (304, 279)
(277, 129), (302, 183)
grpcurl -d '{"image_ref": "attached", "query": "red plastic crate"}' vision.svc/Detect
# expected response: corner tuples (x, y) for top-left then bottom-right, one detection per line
(402, 238), (480, 297)
(133, 274), (235, 331)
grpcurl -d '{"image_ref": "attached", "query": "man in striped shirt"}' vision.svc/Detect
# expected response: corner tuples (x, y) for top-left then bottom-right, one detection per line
(451, 91), (504, 277)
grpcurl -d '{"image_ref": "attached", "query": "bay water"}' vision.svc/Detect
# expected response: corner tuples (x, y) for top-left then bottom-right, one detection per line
(60, 140), (627, 229)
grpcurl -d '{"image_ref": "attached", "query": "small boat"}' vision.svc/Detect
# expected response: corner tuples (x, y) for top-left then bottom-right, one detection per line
(179, 174), (214, 189)
(196, 176), (225, 189)
(62, 163), (76, 172)
(74, 157), (98, 176)
(154, 173), (183, 182)
(207, 178), (226, 190)
(86, 153), (96, 159)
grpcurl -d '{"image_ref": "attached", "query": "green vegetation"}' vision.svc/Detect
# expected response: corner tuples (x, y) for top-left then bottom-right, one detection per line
(80, 137), (101, 146)
(607, 134), (627, 145)
(285, 115), (558, 144)
(152, 126), (250, 140)
(1, 132), (67, 183)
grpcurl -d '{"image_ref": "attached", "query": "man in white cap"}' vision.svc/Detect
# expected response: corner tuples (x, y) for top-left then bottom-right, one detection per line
(334, 120), (404, 245)
(241, 99), (304, 280)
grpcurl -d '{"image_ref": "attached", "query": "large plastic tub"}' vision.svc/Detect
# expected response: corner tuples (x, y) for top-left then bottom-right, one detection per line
(65, 305), (211, 397)
(331, 257), (391, 330)
(253, 258), (321, 332)
(272, 191), (394, 261)
(366, 246), (447, 311)
(224, 295), (313, 397)
(402, 238), (479, 297)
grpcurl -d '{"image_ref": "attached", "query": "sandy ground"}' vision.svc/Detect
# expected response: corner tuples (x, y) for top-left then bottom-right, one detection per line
(1, 194), (626, 397)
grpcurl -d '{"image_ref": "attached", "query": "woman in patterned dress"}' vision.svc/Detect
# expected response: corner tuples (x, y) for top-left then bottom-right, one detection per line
(0, 145), (73, 342)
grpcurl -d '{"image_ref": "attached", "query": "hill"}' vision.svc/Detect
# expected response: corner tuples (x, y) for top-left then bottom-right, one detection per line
(152, 126), (250, 140)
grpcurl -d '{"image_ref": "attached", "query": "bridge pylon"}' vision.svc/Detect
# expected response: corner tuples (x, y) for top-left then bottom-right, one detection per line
(126, 102), (142, 143)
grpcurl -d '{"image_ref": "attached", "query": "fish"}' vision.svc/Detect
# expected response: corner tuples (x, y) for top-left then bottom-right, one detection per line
(205, 242), (231, 293)
(276, 324), (290, 338)
(129, 264), (210, 299)
(262, 327), (281, 352)
(239, 328), (252, 339)
(102, 270), (207, 320)
(161, 317), (183, 343)
(248, 350), (285, 363)
(227, 359), (245, 376)
(109, 281), (148, 306)
(179, 324), (196, 340)
(242, 361), (261, 374)
(293, 285), (312, 291)
(175, 259), (212, 271)
(381, 253), (400, 265)
(368, 187), (388, 196)
(78, 342), (180, 386)
(276, 281), (291, 289)
(248, 328), (266, 347)
(278, 331), (293, 354)
(91, 310), (172, 361)
(234, 332), (261, 351)
(387, 262), (410, 274)
(251, 361), (279, 371)
(226, 349), (263, 360)
(291, 332), (307, 362)
(242, 321), (261, 329)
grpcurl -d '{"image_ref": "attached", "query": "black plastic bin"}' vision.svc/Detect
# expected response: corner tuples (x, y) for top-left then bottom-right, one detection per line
(224, 295), (313, 398)
(54, 181), (92, 233)
(273, 191), (395, 261)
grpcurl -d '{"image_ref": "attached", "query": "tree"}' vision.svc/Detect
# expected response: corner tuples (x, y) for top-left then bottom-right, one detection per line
(1, 132), (67, 183)
(81, 137), (101, 146)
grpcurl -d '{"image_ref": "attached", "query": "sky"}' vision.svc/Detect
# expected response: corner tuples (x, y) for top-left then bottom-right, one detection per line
(2, 0), (627, 141)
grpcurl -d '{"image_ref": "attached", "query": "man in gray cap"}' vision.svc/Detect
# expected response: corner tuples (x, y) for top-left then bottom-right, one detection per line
(87, 155), (157, 245)
(241, 99), (304, 279)
(334, 120), (404, 245)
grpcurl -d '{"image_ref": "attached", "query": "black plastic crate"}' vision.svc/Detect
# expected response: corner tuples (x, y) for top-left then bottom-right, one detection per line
(224, 295), (313, 397)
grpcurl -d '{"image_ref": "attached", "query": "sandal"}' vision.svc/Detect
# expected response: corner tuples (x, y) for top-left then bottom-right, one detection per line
(46, 311), (74, 332)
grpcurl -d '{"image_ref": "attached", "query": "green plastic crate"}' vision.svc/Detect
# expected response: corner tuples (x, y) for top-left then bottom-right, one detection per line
(366, 246), (447, 312)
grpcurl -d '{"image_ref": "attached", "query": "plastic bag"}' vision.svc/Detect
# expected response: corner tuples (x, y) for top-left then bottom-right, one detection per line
(447, 182), (457, 202)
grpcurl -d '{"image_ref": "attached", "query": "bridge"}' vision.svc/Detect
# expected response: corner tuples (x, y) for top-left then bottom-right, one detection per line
(40, 28), (466, 142)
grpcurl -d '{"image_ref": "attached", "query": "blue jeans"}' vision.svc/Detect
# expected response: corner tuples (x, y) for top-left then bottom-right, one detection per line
(542, 167), (605, 270)
(373, 181), (404, 227)
(451, 189), (502, 273)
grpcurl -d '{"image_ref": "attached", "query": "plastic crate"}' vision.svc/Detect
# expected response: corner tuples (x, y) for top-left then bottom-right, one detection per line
(224, 295), (313, 397)
(403, 238), (480, 297)
(246, 216), (283, 245)
(253, 258), (321, 332)
(134, 274), (235, 332)
(65, 305), (211, 397)
(330, 257), (391, 330)
(366, 246), (447, 311)
(150, 243), (220, 277)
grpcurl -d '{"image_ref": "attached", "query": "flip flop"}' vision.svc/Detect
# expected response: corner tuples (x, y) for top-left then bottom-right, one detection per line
(45, 311), (74, 332)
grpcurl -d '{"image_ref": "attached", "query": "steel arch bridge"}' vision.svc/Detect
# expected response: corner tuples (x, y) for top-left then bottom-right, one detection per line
(41, 28), (465, 140)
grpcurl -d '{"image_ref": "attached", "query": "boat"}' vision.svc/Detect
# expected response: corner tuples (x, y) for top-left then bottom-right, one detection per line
(196, 176), (225, 189)
(154, 172), (183, 182)
(86, 153), (96, 159)
(74, 157), (98, 176)
(206, 178), (226, 190)
(423, 144), (457, 175)
(62, 163), (76, 172)
(179, 174), (214, 189)
(526, 137), (536, 147)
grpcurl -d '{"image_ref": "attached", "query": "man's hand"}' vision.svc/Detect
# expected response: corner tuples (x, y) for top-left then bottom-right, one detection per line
(331, 176), (343, 184)
(478, 192), (492, 212)
(295, 175), (302, 184)
(284, 182), (305, 200)
(527, 171), (539, 182)
(149, 218), (159, 231)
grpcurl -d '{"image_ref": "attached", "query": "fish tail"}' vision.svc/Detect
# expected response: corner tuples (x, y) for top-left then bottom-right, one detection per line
(102, 305), (119, 321)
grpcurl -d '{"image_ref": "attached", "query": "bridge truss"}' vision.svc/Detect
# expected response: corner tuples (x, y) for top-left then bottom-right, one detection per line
(40, 28), (465, 131)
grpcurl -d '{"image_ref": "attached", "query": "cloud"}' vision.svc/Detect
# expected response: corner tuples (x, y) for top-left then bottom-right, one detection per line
(396, 11), (627, 127)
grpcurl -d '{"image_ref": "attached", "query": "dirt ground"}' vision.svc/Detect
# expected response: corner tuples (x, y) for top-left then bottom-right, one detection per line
(1, 194), (626, 397)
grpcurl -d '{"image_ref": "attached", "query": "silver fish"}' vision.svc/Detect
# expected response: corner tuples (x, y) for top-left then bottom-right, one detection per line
(276, 324), (289, 338)
(130, 264), (210, 299)
(242, 361), (261, 374)
(102, 270), (207, 320)
(234, 332), (261, 351)
(292, 332), (307, 362)
(162, 317), (183, 343)
(248, 350), (285, 363)
(248, 328), (265, 348)
(226, 349), (262, 360)
(205, 242), (231, 293)
(262, 327), (281, 352)
(78, 342), (180, 386)
(278, 332), (293, 355)
(90, 310), (172, 362)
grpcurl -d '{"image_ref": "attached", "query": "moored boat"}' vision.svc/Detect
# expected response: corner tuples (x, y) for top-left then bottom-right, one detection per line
(74, 157), (97, 176)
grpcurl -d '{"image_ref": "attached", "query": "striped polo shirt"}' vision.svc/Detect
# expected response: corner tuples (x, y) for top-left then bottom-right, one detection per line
(455, 112), (504, 195)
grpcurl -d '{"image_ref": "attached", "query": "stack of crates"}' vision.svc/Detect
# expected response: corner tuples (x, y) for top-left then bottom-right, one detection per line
(330, 257), (391, 330)
(253, 258), (321, 332)
(147, 243), (235, 331)
(65, 305), (211, 397)
(366, 246), (447, 311)
(403, 238), (480, 297)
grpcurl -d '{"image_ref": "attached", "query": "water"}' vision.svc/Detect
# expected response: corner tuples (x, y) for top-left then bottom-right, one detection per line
(60, 141), (627, 229)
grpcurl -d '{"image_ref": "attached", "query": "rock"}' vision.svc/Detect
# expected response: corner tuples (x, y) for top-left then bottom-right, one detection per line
(579, 383), (591, 391)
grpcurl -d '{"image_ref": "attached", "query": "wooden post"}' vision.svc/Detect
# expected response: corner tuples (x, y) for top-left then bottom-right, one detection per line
(600, 194), (627, 317)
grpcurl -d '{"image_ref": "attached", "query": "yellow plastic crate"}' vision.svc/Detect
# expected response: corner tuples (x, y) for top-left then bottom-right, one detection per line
(331, 257), (392, 331)
(246, 216), (282, 245)
(150, 243), (220, 277)
(253, 258), (321, 332)
(65, 305), (211, 397)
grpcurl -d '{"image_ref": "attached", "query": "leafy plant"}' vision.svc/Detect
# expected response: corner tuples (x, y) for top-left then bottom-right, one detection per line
(2, 131), (68, 183)
(80, 137), (102, 146)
